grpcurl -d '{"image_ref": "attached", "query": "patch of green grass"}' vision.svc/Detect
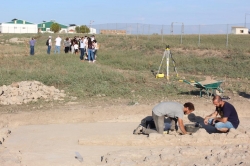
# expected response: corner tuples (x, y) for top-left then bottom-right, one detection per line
(0, 33), (250, 104)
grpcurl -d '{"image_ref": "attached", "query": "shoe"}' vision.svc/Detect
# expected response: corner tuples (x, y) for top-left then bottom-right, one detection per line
(133, 125), (143, 135)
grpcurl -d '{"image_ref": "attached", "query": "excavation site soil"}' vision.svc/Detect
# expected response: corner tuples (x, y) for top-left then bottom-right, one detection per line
(0, 95), (250, 166)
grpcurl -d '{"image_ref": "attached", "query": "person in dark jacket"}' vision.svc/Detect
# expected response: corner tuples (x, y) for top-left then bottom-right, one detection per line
(204, 95), (240, 132)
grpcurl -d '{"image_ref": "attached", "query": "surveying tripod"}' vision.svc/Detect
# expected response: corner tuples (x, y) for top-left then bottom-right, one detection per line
(156, 45), (178, 80)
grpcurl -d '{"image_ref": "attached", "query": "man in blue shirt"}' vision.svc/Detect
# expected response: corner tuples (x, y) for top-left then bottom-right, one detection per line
(29, 37), (36, 55)
(204, 95), (240, 132)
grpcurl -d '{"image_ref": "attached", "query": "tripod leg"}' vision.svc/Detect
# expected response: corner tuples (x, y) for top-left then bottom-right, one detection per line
(157, 51), (166, 76)
(170, 51), (178, 77)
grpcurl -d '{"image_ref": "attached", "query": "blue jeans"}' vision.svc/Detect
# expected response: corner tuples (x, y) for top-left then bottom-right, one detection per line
(47, 46), (51, 54)
(54, 46), (60, 54)
(208, 118), (235, 129)
(80, 48), (85, 60)
(88, 49), (94, 61)
(30, 46), (34, 55)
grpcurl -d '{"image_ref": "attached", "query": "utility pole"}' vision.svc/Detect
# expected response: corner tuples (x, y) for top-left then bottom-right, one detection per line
(245, 13), (250, 27)
(89, 20), (94, 33)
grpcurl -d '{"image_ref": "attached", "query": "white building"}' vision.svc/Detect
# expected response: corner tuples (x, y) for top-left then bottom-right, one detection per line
(0, 19), (37, 33)
(89, 27), (96, 34)
(67, 24), (77, 33)
(231, 26), (249, 34)
(38, 20), (68, 33)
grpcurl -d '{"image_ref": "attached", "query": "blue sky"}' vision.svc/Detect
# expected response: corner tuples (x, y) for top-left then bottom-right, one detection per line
(1, 0), (250, 26)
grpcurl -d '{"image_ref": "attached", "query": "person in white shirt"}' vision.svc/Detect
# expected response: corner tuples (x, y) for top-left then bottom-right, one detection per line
(91, 35), (95, 41)
(54, 35), (62, 54)
(79, 37), (85, 61)
(74, 41), (79, 54)
(84, 36), (88, 59)
(47, 36), (52, 54)
(92, 39), (98, 60)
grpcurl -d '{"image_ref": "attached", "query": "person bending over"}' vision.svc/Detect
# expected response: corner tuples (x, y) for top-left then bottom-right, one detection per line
(134, 101), (195, 135)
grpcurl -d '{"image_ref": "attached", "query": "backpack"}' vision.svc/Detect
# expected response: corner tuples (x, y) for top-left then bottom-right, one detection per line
(46, 39), (49, 46)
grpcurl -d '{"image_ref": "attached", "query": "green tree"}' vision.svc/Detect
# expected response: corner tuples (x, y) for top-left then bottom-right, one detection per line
(50, 23), (61, 33)
(75, 25), (90, 33)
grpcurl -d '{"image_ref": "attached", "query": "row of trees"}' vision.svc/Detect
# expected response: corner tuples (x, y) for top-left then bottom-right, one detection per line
(50, 23), (90, 33)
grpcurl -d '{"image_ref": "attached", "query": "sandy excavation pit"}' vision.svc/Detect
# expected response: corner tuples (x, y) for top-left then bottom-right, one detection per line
(0, 96), (250, 166)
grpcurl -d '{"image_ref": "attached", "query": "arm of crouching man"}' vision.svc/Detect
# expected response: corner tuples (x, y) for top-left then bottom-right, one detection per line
(178, 118), (187, 135)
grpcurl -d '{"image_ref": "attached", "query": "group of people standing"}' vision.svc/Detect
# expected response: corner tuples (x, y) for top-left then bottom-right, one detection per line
(46, 35), (98, 63)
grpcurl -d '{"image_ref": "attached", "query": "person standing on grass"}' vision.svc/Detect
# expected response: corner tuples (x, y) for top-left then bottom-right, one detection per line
(54, 35), (62, 54)
(64, 37), (71, 53)
(79, 37), (85, 61)
(92, 39), (98, 60)
(29, 37), (36, 55)
(204, 95), (240, 133)
(74, 41), (79, 55)
(84, 36), (88, 59)
(71, 38), (75, 54)
(47, 36), (52, 54)
(91, 35), (95, 41)
(87, 37), (95, 63)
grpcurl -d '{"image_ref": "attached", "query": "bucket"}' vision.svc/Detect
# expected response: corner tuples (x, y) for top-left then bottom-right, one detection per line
(185, 124), (200, 133)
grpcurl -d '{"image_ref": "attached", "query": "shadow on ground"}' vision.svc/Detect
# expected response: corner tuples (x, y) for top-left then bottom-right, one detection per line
(178, 90), (201, 96)
(238, 92), (250, 99)
(188, 113), (221, 134)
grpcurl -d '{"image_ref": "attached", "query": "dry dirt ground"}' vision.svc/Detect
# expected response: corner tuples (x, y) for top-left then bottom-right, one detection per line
(0, 95), (250, 166)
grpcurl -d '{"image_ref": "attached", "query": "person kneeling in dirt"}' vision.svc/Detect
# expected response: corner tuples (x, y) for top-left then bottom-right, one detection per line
(204, 95), (239, 133)
(133, 101), (195, 135)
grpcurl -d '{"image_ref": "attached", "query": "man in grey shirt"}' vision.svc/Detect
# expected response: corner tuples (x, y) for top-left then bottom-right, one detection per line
(134, 101), (195, 135)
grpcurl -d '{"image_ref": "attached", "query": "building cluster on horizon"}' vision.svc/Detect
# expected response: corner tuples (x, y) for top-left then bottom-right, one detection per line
(0, 19), (249, 35)
(0, 18), (97, 34)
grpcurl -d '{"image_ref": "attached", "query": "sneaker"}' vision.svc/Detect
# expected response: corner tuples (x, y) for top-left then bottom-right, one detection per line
(133, 125), (144, 135)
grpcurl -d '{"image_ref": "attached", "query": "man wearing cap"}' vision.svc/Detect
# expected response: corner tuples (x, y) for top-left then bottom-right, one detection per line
(47, 36), (52, 54)
(204, 95), (240, 132)
(134, 101), (195, 135)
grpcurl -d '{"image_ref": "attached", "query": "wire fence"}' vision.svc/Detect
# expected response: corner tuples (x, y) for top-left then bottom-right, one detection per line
(90, 23), (250, 47)
(1, 22), (250, 47)
(91, 23), (250, 35)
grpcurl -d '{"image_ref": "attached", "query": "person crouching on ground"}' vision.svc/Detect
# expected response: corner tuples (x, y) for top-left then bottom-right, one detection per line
(134, 101), (195, 135)
(204, 95), (240, 133)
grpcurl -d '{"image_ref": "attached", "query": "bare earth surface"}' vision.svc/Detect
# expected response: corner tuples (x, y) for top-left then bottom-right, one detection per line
(0, 96), (250, 166)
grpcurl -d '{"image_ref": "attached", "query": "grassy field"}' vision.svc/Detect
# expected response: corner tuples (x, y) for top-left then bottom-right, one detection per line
(0, 33), (250, 105)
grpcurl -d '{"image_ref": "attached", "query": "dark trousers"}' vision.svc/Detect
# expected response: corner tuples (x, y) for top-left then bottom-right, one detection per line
(80, 48), (85, 60)
(30, 46), (34, 55)
(47, 46), (51, 54)
(65, 47), (70, 53)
